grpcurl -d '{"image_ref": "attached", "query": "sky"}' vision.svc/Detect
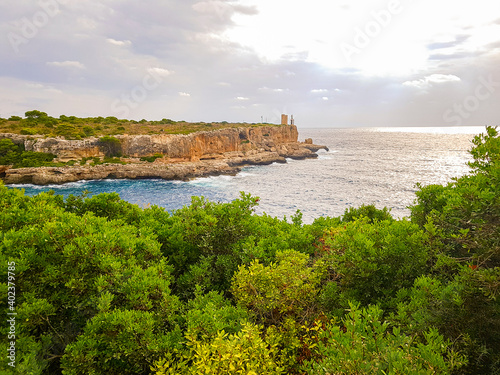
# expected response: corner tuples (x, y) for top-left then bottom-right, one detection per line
(1, 0), (499, 127)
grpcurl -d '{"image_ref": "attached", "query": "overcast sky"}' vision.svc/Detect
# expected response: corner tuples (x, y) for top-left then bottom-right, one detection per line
(1, 0), (499, 127)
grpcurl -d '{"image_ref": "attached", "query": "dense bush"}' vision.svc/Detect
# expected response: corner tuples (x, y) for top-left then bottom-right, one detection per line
(407, 126), (500, 373)
(322, 218), (430, 310)
(140, 153), (163, 162)
(0, 138), (57, 168)
(97, 136), (122, 157)
(1, 127), (499, 374)
(302, 303), (465, 374)
(232, 250), (324, 325)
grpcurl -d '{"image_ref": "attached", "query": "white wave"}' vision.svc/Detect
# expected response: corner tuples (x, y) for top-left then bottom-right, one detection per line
(9, 183), (39, 189)
(235, 172), (255, 178)
(317, 154), (333, 160)
(9, 180), (89, 190)
(188, 174), (234, 187)
(168, 179), (185, 185)
(102, 178), (131, 183)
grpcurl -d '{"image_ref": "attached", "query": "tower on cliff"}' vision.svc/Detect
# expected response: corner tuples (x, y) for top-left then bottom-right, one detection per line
(281, 114), (288, 125)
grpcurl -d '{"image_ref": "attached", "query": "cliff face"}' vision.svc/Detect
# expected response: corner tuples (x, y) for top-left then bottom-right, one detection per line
(20, 125), (299, 161)
(1, 125), (328, 185)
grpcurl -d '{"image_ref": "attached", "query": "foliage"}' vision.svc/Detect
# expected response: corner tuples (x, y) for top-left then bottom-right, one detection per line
(140, 153), (164, 162)
(63, 191), (143, 225)
(1, 126), (499, 374)
(0, 110), (278, 138)
(0, 138), (57, 168)
(302, 303), (465, 374)
(156, 193), (260, 298)
(62, 310), (182, 375)
(0, 138), (19, 156)
(20, 128), (39, 135)
(0, 185), (180, 373)
(408, 126), (500, 374)
(25, 110), (48, 120)
(342, 203), (393, 223)
(184, 286), (250, 340)
(97, 136), (122, 157)
(232, 250), (324, 325)
(152, 323), (285, 375)
(322, 218), (430, 310)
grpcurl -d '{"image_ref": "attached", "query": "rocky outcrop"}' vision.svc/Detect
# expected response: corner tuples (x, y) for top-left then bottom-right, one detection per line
(10, 125), (301, 161)
(1, 125), (329, 185)
(2, 151), (288, 185)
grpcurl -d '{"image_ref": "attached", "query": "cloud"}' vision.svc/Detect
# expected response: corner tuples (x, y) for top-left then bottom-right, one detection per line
(428, 51), (476, 61)
(192, 1), (258, 22)
(403, 74), (461, 89)
(46, 61), (86, 69)
(107, 38), (132, 46)
(259, 87), (285, 92)
(427, 35), (470, 50)
(0, 1), (498, 127)
(147, 67), (173, 77)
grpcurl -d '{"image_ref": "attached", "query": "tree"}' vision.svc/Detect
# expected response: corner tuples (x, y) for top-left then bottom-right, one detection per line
(25, 110), (48, 119)
(97, 136), (122, 157)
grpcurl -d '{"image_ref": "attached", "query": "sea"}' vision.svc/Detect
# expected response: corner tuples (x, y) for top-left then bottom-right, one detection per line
(8, 126), (486, 224)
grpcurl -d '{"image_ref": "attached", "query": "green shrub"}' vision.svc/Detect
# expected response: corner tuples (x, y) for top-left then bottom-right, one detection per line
(184, 286), (250, 340)
(25, 110), (48, 120)
(302, 303), (465, 374)
(231, 249), (324, 325)
(0, 139), (58, 167)
(152, 323), (285, 375)
(0, 138), (19, 156)
(162, 193), (260, 299)
(0, 185), (180, 373)
(98, 136), (122, 157)
(15, 151), (57, 167)
(64, 191), (143, 225)
(62, 309), (182, 375)
(140, 153), (163, 162)
(20, 128), (38, 135)
(342, 204), (393, 223)
(55, 123), (79, 139)
(82, 126), (95, 137)
(323, 218), (430, 310)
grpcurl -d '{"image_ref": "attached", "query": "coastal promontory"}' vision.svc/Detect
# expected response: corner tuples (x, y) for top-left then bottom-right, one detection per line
(0, 114), (327, 185)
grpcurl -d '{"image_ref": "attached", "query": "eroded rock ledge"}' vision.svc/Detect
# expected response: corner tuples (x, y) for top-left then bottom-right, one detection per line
(1, 125), (328, 185)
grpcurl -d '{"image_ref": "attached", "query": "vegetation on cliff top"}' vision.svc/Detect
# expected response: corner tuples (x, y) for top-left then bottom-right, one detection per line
(0, 110), (279, 139)
(1, 127), (499, 374)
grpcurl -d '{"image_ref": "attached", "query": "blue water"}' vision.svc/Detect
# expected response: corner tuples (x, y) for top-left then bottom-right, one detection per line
(8, 127), (484, 223)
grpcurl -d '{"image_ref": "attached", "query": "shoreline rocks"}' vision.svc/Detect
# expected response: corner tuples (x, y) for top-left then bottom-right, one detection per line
(1, 126), (328, 185)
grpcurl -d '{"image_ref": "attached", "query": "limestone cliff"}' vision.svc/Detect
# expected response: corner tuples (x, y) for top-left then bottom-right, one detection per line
(1, 125), (328, 185)
(13, 125), (299, 161)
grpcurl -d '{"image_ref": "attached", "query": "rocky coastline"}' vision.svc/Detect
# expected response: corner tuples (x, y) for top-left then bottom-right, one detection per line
(1, 125), (328, 185)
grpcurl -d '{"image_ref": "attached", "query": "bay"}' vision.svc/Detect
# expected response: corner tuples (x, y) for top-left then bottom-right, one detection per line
(9, 126), (485, 223)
